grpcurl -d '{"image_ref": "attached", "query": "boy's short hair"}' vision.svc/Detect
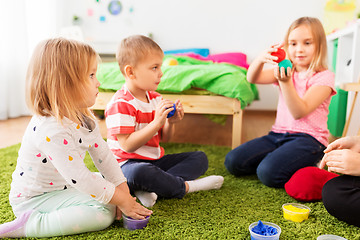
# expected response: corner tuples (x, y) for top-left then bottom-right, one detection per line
(116, 35), (163, 75)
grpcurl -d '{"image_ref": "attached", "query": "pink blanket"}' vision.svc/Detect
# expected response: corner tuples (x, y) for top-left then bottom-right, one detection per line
(177, 52), (249, 69)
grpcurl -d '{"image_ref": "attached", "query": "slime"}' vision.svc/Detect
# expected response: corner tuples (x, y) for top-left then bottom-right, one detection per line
(283, 204), (310, 222)
(251, 220), (278, 236)
(278, 59), (293, 75)
(271, 48), (286, 63)
(167, 103), (176, 118)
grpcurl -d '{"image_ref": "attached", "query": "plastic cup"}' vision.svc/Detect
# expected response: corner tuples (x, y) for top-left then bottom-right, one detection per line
(317, 235), (347, 240)
(282, 203), (311, 223)
(249, 221), (281, 240)
(123, 215), (150, 230)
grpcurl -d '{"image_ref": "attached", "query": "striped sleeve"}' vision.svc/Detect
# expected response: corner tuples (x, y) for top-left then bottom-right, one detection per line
(105, 93), (136, 136)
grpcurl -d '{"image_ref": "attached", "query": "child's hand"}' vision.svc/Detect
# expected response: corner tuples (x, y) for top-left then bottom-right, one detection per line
(320, 149), (360, 176)
(258, 43), (284, 65)
(274, 65), (292, 82)
(112, 183), (152, 220)
(168, 100), (184, 124)
(324, 136), (360, 154)
(118, 197), (152, 220)
(154, 99), (175, 127)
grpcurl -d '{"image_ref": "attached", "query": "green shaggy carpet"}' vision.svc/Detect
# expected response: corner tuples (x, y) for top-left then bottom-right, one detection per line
(1, 143), (359, 239)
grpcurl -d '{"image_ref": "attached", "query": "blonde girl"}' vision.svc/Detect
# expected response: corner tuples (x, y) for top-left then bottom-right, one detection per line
(225, 17), (336, 188)
(0, 38), (152, 238)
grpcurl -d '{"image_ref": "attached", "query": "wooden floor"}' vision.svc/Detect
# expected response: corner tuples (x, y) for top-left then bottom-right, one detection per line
(0, 110), (276, 149)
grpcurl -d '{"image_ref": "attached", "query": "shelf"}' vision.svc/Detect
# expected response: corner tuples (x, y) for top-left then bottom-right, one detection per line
(327, 19), (360, 137)
(327, 19), (360, 41)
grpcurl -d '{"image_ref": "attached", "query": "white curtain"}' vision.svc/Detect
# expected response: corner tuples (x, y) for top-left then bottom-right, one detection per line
(0, 0), (61, 120)
(0, 1), (30, 120)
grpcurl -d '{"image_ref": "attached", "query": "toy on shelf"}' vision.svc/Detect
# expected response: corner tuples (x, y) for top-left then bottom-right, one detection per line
(323, 0), (356, 34)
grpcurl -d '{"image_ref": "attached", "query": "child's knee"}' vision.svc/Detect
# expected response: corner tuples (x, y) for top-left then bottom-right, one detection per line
(224, 150), (237, 168)
(256, 165), (284, 188)
(190, 151), (208, 173)
(224, 151), (248, 175)
(224, 153), (235, 174)
(194, 151), (208, 164)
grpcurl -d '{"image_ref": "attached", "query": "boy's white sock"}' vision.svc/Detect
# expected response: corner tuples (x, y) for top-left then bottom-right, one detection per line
(186, 175), (224, 193)
(134, 191), (158, 208)
(0, 210), (32, 238)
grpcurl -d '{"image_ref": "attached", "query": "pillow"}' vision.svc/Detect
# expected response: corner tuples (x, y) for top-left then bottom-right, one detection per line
(164, 48), (210, 57)
(208, 52), (249, 69)
(171, 52), (250, 69)
(285, 166), (338, 202)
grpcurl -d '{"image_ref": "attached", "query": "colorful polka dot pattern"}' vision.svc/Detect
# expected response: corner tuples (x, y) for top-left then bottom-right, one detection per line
(16, 121), (105, 200)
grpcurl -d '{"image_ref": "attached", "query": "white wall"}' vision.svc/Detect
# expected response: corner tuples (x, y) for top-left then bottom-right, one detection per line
(58, 0), (359, 110)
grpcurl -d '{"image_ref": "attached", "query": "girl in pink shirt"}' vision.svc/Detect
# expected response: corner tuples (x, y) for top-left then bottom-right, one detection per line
(225, 17), (336, 188)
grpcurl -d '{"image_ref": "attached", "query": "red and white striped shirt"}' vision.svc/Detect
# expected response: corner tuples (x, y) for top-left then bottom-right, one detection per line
(105, 84), (165, 162)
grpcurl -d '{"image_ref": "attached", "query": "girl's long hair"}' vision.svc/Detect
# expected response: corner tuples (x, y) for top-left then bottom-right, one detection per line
(284, 17), (328, 73)
(26, 38), (99, 124)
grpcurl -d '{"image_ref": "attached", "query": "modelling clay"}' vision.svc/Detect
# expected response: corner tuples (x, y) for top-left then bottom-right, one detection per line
(167, 103), (176, 118)
(278, 59), (292, 75)
(283, 204), (310, 222)
(251, 220), (278, 236)
(271, 48), (286, 63)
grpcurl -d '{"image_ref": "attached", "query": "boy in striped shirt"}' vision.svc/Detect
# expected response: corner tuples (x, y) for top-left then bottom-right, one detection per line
(105, 35), (224, 207)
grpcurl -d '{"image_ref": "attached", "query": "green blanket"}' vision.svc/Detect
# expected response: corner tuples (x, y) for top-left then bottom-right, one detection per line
(97, 55), (258, 109)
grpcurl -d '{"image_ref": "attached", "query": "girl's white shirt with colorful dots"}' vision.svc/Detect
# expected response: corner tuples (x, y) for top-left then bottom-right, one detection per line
(9, 114), (126, 206)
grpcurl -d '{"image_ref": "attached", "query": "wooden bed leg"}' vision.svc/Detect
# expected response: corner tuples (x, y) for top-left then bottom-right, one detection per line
(232, 100), (242, 149)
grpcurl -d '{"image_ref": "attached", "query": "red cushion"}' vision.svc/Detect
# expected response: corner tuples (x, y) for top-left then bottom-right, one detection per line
(285, 167), (339, 202)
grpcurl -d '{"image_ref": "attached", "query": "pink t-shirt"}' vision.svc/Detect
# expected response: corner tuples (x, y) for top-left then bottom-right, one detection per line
(271, 70), (336, 146)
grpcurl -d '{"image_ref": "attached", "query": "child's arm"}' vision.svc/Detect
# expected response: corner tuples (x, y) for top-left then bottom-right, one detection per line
(247, 46), (281, 84)
(117, 99), (173, 152)
(162, 100), (184, 142)
(277, 75), (332, 119)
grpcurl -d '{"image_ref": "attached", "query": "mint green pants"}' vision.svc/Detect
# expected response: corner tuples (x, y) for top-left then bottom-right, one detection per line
(11, 188), (116, 237)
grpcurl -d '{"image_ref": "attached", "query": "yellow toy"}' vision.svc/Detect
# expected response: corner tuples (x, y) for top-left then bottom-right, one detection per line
(163, 58), (178, 66)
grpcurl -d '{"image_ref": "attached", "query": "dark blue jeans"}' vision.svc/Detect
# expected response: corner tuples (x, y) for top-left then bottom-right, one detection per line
(121, 151), (208, 199)
(224, 131), (325, 188)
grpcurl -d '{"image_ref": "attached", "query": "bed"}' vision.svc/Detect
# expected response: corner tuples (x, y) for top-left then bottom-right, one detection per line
(92, 52), (258, 149)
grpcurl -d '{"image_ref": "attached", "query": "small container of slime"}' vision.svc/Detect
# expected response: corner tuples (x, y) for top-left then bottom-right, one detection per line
(123, 215), (150, 230)
(282, 203), (311, 223)
(167, 103), (176, 118)
(317, 235), (347, 240)
(249, 220), (281, 240)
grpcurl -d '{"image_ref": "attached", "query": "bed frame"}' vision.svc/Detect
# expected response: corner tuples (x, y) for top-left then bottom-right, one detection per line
(93, 92), (242, 149)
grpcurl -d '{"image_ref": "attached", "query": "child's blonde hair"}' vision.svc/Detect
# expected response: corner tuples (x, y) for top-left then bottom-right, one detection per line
(284, 17), (328, 73)
(26, 38), (100, 124)
(116, 35), (163, 75)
